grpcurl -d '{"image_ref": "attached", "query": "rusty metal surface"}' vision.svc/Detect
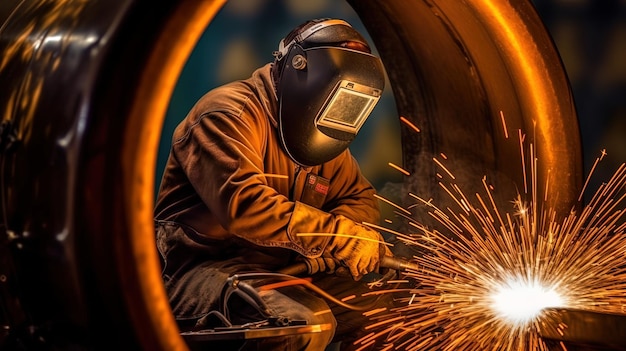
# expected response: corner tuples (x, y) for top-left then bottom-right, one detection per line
(0, 0), (582, 350)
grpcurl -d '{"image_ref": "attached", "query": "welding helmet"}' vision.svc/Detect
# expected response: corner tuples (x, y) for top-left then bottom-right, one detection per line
(272, 19), (385, 167)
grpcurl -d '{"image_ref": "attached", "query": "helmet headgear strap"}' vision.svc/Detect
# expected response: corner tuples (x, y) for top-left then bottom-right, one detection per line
(273, 19), (351, 61)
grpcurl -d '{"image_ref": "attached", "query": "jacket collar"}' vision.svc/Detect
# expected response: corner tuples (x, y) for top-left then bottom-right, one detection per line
(252, 63), (279, 128)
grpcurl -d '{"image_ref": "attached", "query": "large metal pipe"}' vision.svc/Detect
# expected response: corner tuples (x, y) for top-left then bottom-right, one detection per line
(0, 0), (582, 350)
(0, 1), (225, 349)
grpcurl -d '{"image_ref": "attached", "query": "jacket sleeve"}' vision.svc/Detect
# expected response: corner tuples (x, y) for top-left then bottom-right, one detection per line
(172, 112), (312, 256)
(287, 151), (382, 259)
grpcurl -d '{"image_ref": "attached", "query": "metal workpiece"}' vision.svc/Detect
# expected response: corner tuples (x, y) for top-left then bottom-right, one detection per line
(0, 1), (583, 350)
(539, 308), (626, 351)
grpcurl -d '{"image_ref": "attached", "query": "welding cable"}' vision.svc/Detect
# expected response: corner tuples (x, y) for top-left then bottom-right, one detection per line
(222, 272), (393, 312)
(193, 310), (233, 328)
(221, 275), (275, 321)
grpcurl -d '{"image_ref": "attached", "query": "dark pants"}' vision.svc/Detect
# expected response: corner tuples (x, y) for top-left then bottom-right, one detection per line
(169, 265), (395, 351)
(157, 222), (396, 350)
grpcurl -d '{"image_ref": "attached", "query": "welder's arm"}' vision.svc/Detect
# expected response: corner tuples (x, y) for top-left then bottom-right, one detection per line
(176, 110), (389, 274)
(303, 151), (391, 279)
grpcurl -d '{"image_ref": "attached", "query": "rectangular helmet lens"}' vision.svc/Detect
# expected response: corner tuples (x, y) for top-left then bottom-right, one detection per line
(316, 80), (381, 134)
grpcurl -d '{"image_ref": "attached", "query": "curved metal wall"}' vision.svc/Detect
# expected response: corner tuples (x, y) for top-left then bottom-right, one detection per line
(0, 1), (224, 349)
(350, 0), (582, 223)
(0, 0), (581, 350)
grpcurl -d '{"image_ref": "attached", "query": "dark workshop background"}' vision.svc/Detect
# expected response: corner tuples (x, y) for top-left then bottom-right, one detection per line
(155, 0), (626, 201)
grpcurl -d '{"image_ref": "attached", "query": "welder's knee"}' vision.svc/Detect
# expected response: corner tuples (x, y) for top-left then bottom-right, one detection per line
(231, 286), (337, 351)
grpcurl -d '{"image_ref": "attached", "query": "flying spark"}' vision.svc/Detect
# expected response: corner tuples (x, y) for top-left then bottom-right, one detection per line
(355, 135), (626, 351)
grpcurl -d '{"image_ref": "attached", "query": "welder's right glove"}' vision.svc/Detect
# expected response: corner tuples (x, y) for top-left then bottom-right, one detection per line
(287, 201), (391, 280)
(325, 221), (392, 281)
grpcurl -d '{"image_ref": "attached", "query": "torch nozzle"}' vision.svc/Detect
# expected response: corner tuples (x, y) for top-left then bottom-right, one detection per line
(380, 255), (419, 272)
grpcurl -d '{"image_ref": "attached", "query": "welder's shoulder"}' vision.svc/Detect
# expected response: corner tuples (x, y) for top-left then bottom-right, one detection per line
(172, 71), (272, 143)
(194, 79), (264, 119)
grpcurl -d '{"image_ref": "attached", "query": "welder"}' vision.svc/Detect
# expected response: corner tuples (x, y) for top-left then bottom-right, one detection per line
(154, 18), (394, 350)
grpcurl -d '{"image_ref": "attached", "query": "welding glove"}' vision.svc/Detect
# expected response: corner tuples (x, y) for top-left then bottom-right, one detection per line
(326, 221), (393, 281)
(287, 201), (391, 280)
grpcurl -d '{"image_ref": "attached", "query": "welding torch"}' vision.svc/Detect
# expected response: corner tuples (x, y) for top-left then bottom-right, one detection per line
(279, 255), (420, 276)
(267, 255), (420, 311)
